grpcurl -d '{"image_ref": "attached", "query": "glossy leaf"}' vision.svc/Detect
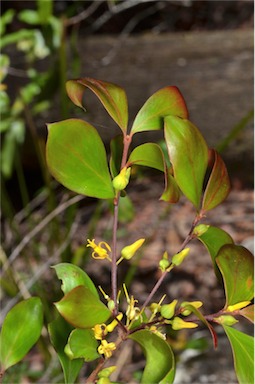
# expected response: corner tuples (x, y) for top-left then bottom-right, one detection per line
(128, 143), (165, 172)
(129, 329), (175, 384)
(66, 78), (128, 132)
(109, 134), (123, 178)
(48, 316), (83, 384)
(131, 86), (188, 134)
(65, 329), (99, 361)
(239, 304), (254, 323)
(196, 225), (233, 279)
(0, 298), (43, 370)
(55, 285), (111, 328)
(223, 325), (254, 384)
(46, 119), (114, 199)
(164, 116), (208, 209)
(216, 244), (254, 308)
(52, 263), (99, 298)
(202, 149), (231, 212)
(160, 168), (181, 204)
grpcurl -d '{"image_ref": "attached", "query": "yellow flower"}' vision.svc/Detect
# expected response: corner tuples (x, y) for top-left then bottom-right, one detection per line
(87, 239), (112, 261)
(98, 340), (116, 359)
(149, 325), (166, 340)
(93, 324), (108, 340)
(171, 316), (198, 330)
(106, 313), (123, 332)
(123, 284), (141, 325)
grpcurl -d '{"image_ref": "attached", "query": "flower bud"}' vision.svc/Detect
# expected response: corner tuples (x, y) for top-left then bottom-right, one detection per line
(214, 315), (238, 326)
(226, 301), (251, 312)
(193, 224), (209, 237)
(172, 248), (190, 266)
(98, 366), (116, 379)
(121, 238), (145, 260)
(180, 301), (203, 316)
(171, 316), (198, 330)
(159, 251), (170, 271)
(160, 300), (178, 319)
(107, 299), (116, 312)
(112, 167), (131, 191)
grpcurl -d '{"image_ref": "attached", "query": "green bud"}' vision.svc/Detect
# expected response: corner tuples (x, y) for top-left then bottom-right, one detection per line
(180, 301), (203, 316)
(160, 300), (178, 319)
(193, 224), (210, 237)
(121, 238), (145, 260)
(107, 299), (116, 312)
(159, 258), (170, 271)
(112, 167), (131, 191)
(98, 366), (116, 379)
(214, 315), (238, 326)
(171, 316), (198, 330)
(172, 248), (190, 266)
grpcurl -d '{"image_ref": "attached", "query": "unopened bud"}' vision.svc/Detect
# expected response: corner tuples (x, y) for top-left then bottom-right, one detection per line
(159, 251), (170, 271)
(161, 300), (178, 319)
(121, 238), (145, 260)
(193, 224), (210, 237)
(172, 248), (190, 266)
(180, 301), (203, 316)
(98, 366), (116, 379)
(214, 315), (238, 326)
(171, 316), (198, 330)
(227, 301), (251, 312)
(107, 300), (116, 312)
(112, 167), (131, 191)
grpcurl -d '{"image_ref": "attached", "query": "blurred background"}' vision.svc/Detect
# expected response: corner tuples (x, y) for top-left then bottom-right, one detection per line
(0, 1), (254, 383)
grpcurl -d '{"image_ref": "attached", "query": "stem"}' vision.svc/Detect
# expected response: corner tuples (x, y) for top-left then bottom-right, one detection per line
(141, 212), (203, 311)
(111, 134), (132, 314)
(85, 358), (105, 383)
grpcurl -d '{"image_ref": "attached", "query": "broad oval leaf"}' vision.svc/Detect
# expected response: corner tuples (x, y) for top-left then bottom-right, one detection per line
(48, 316), (83, 384)
(216, 244), (254, 308)
(128, 143), (165, 172)
(52, 263), (99, 298)
(55, 285), (111, 328)
(129, 329), (175, 384)
(0, 298), (43, 370)
(131, 86), (188, 134)
(46, 119), (114, 199)
(64, 329), (99, 361)
(164, 116), (208, 209)
(66, 78), (128, 132)
(223, 325), (254, 384)
(196, 225), (233, 279)
(202, 149), (231, 212)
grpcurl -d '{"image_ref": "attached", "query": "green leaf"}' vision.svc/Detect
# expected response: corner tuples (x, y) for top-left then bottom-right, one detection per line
(109, 134), (123, 178)
(64, 329), (99, 361)
(0, 298), (43, 370)
(66, 78), (128, 132)
(239, 304), (254, 323)
(131, 86), (188, 134)
(202, 149), (231, 212)
(18, 10), (40, 25)
(48, 316), (83, 384)
(216, 244), (254, 308)
(55, 285), (111, 328)
(164, 116), (208, 209)
(129, 330), (175, 384)
(196, 226), (234, 279)
(223, 325), (254, 384)
(52, 263), (99, 298)
(128, 143), (165, 172)
(46, 119), (114, 199)
(160, 168), (181, 204)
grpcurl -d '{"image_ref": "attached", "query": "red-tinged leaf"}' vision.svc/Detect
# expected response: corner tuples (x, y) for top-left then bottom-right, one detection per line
(202, 149), (231, 212)
(128, 143), (165, 172)
(223, 325), (254, 384)
(66, 78), (128, 132)
(46, 119), (114, 199)
(181, 304), (218, 348)
(239, 304), (254, 323)
(216, 244), (254, 308)
(131, 86), (188, 134)
(55, 285), (111, 329)
(164, 116), (208, 210)
(160, 168), (181, 204)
